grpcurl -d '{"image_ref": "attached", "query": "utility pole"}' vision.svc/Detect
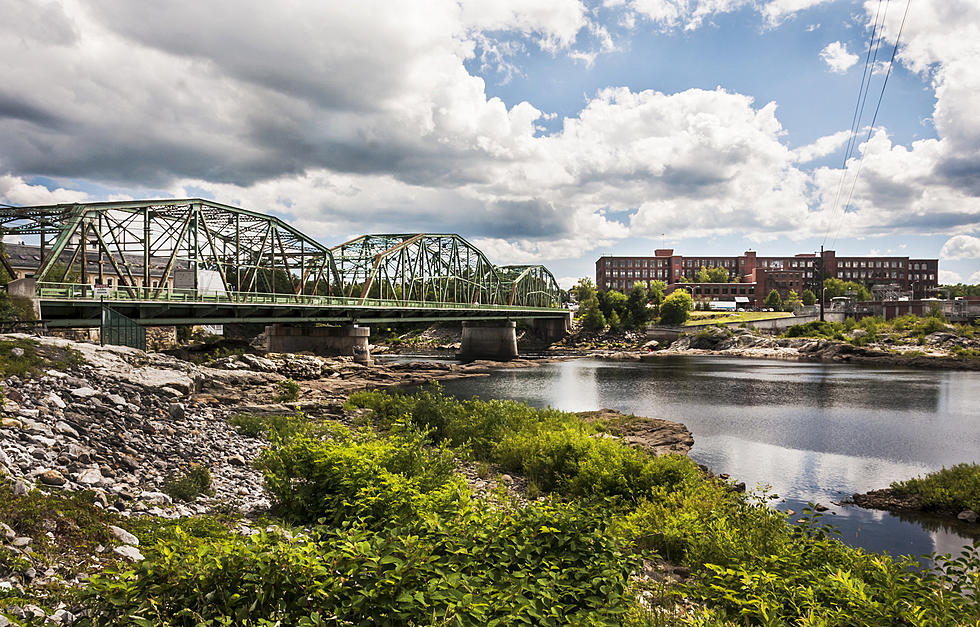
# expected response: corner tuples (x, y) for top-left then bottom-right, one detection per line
(819, 244), (825, 322)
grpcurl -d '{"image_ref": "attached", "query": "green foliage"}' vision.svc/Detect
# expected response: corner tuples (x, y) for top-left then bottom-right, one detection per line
(943, 283), (980, 298)
(763, 289), (782, 310)
(801, 289), (816, 306)
(0, 338), (82, 377)
(890, 463), (980, 512)
(822, 277), (873, 301)
(257, 424), (460, 527)
(627, 283), (652, 330)
(78, 500), (636, 627)
(228, 412), (305, 442)
(784, 321), (846, 340)
(273, 378), (300, 402)
(162, 465), (214, 502)
(574, 277), (607, 331)
(608, 309), (622, 331)
(648, 280), (667, 308)
(695, 266), (730, 283)
(601, 289), (628, 319)
(659, 290), (693, 325)
(0, 292), (37, 322)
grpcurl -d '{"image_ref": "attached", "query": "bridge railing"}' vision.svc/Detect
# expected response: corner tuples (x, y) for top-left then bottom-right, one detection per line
(35, 282), (562, 312)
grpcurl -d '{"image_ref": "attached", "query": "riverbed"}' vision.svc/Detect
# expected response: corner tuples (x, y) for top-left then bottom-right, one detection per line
(398, 355), (980, 561)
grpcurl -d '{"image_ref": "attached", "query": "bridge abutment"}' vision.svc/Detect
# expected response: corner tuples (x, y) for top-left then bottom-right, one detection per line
(530, 314), (571, 344)
(265, 324), (373, 365)
(457, 320), (518, 361)
(7, 278), (41, 320)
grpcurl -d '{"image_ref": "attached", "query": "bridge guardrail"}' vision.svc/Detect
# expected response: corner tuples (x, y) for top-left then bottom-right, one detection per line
(35, 282), (562, 312)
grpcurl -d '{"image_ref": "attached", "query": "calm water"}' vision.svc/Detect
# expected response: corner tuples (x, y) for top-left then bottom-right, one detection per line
(420, 356), (980, 560)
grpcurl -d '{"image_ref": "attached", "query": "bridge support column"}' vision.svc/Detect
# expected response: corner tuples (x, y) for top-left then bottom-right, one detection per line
(6, 278), (41, 320)
(530, 314), (571, 344)
(457, 320), (518, 362)
(265, 324), (373, 365)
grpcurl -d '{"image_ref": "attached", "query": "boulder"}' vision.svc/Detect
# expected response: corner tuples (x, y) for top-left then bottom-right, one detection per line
(113, 545), (145, 561)
(39, 469), (66, 487)
(957, 510), (978, 524)
(109, 525), (139, 546)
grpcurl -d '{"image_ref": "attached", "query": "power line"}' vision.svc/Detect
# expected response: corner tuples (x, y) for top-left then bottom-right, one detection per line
(822, 0), (889, 245)
(830, 0), (913, 248)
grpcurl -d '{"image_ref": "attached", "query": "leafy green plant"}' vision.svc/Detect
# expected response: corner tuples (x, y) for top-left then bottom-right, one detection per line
(890, 463), (980, 512)
(162, 465), (214, 502)
(273, 378), (300, 402)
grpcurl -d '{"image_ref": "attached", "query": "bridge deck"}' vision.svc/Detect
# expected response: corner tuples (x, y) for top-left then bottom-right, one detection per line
(37, 283), (568, 327)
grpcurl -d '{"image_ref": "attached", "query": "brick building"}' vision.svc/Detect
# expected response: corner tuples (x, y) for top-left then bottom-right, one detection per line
(595, 249), (939, 307)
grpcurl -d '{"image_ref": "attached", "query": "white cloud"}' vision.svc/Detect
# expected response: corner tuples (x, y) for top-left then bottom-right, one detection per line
(970, 270), (980, 284)
(763, 0), (835, 26)
(793, 129), (851, 163)
(0, 175), (89, 206)
(820, 41), (859, 73)
(620, 0), (834, 31)
(939, 269), (962, 283)
(941, 234), (980, 259)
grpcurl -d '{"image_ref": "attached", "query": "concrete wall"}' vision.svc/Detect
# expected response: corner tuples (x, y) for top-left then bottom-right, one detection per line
(458, 320), (518, 361)
(266, 324), (372, 364)
(6, 278), (41, 319)
(530, 314), (572, 344)
(743, 312), (845, 332)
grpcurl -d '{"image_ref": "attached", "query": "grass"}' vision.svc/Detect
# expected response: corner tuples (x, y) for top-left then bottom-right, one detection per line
(161, 465), (214, 502)
(227, 411), (306, 442)
(890, 463), (980, 513)
(681, 311), (793, 327)
(0, 337), (84, 378)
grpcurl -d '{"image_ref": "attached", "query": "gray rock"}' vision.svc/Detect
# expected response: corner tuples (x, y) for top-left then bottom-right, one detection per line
(74, 467), (104, 486)
(106, 393), (127, 406)
(10, 347), (24, 358)
(113, 545), (145, 561)
(70, 387), (98, 398)
(168, 403), (186, 421)
(54, 421), (80, 438)
(140, 491), (172, 506)
(957, 509), (978, 524)
(1, 523), (15, 541)
(227, 454), (247, 467)
(109, 525), (139, 546)
(12, 536), (31, 548)
(46, 392), (67, 409)
(12, 480), (29, 496)
(39, 469), (66, 486)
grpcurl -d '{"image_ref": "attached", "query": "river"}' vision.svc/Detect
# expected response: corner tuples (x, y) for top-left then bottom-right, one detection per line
(401, 355), (980, 560)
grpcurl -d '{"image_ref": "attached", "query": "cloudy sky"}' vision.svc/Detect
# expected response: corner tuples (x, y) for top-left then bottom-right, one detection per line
(2, 0), (979, 286)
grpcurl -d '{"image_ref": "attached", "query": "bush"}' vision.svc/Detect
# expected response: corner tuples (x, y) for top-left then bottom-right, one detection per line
(273, 378), (300, 402)
(78, 500), (636, 626)
(162, 465), (214, 502)
(257, 424), (460, 527)
(890, 463), (980, 512)
(659, 290), (693, 325)
(228, 412), (305, 441)
(784, 321), (845, 340)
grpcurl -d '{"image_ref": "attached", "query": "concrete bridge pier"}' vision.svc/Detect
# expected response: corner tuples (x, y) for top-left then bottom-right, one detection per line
(265, 324), (373, 365)
(530, 314), (571, 344)
(6, 278), (41, 320)
(457, 320), (518, 362)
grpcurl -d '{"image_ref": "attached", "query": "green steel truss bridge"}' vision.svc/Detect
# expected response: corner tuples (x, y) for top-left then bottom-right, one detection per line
(0, 199), (566, 328)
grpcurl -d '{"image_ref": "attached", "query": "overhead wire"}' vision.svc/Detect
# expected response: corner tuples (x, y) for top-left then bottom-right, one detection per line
(821, 0), (889, 245)
(829, 0), (913, 248)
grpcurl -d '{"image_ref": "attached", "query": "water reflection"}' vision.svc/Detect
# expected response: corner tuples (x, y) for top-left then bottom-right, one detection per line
(432, 356), (980, 558)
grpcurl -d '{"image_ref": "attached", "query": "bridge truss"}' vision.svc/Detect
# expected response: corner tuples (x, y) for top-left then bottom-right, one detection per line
(330, 234), (505, 305)
(0, 199), (567, 325)
(0, 199), (338, 299)
(497, 265), (562, 308)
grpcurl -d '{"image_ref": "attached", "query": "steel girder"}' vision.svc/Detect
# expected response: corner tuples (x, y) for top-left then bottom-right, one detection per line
(330, 234), (505, 305)
(497, 264), (562, 307)
(0, 199), (340, 298)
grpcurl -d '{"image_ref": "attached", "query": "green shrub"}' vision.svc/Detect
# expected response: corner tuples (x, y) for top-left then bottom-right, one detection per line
(273, 378), (300, 402)
(162, 465), (214, 502)
(890, 463), (980, 512)
(784, 320), (845, 340)
(228, 412), (305, 441)
(659, 290), (693, 325)
(257, 424), (460, 527)
(916, 316), (948, 335)
(78, 500), (636, 627)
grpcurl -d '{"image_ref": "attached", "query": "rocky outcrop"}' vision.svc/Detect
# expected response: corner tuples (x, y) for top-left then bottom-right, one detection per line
(577, 409), (694, 457)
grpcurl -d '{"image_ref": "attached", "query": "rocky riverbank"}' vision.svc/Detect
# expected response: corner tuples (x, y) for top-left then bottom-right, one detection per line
(654, 325), (980, 370)
(0, 334), (695, 623)
(848, 488), (979, 525)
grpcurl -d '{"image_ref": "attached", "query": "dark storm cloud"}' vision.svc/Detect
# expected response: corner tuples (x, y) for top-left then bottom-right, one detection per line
(0, 94), (62, 127)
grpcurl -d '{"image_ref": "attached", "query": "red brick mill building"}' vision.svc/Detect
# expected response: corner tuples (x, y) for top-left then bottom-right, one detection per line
(595, 249), (939, 309)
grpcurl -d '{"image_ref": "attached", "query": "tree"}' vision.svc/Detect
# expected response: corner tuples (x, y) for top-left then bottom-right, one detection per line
(696, 266), (711, 283)
(648, 280), (666, 307)
(626, 283), (651, 330)
(601, 290), (627, 320)
(822, 277), (872, 302)
(801, 289), (816, 306)
(574, 278), (606, 331)
(659, 290), (693, 325)
(706, 266), (730, 282)
(607, 309), (622, 331)
(785, 289), (802, 311)
(763, 289), (782, 310)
